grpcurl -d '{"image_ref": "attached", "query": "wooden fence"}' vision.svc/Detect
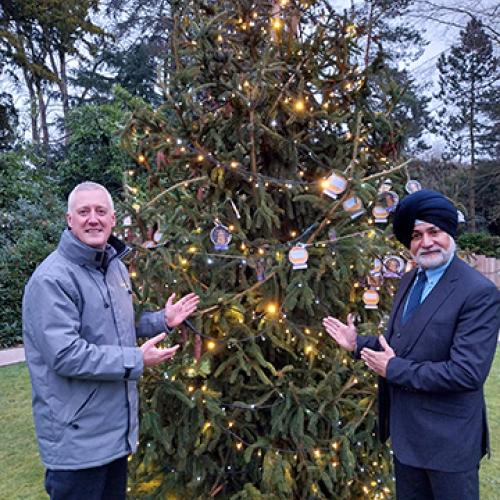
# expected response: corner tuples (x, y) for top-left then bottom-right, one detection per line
(465, 254), (500, 288)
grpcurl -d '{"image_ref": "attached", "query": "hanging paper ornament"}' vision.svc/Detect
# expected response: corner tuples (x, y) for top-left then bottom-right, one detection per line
(371, 258), (382, 275)
(367, 274), (383, 288)
(288, 245), (309, 270)
(210, 222), (232, 250)
(255, 258), (266, 281)
(368, 258), (383, 287)
(142, 240), (156, 249)
(378, 179), (392, 194)
(156, 150), (168, 170)
(194, 334), (202, 362)
(328, 228), (337, 243)
(323, 172), (348, 199)
(342, 194), (365, 219)
(405, 179), (422, 194)
(122, 215), (133, 241)
(382, 255), (405, 278)
(363, 289), (380, 309)
(372, 204), (389, 223)
(153, 230), (163, 243)
(196, 186), (207, 201)
(378, 190), (399, 213)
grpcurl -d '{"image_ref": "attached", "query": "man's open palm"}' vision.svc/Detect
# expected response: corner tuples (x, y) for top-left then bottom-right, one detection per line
(165, 292), (200, 328)
(322, 313), (357, 352)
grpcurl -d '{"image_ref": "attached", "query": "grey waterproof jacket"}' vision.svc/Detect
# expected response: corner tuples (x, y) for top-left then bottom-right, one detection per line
(22, 230), (168, 470)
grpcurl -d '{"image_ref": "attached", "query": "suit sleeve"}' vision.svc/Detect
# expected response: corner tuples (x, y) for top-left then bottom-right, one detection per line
(354, 335), (381, 358)
(386, 285), (499, 392)
(26, 275), (143, 381)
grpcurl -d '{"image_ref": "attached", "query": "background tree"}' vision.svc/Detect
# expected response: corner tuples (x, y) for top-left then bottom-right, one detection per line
(435, 17), (498, 231)
(0, 147), (64, 346)
(118, 1), (416, 498)
(0, 0), (105, 150)
(0, 91), (18, 150)
(52, 86), (137, 198)
(353, 0), (431, 155)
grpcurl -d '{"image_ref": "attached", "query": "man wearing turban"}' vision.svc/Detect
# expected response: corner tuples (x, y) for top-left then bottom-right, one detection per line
(323, 189), (499, 499)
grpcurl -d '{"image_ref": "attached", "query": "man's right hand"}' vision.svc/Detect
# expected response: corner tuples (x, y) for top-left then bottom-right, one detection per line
(322, 313), (357, 352)
(140, 332), (180, 367)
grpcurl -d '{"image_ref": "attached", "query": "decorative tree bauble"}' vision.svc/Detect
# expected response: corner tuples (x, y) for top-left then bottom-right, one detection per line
(288, 245), (309, 270)
(382, 255), (405, 278)
(255, 257), (266, 281)
(343, 194), (365, 219)
(210, 223), (232, 250)
(378, 190), (399, 213)
(323, 172), (348, 199)
(363, 289), (380, 309)
(378, 179), (393, 193)
(405, 179), (422, 194)
(372, 204), (389, 223)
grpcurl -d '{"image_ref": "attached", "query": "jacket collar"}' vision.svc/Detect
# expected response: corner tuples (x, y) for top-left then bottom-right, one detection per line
(57, 229), (130, 270)
(387, 256), (460, 353)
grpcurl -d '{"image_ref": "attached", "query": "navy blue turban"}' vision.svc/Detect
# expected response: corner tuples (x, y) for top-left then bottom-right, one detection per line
(392, 189), (458, 248)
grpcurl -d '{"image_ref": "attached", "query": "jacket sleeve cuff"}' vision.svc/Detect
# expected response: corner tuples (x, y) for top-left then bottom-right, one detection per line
(123, 347), (143, 380)
(136, 310), (173, 338)
(386, 356), (408, 384)
(158, 309), (173, 334)
(353, 335), (378, 359)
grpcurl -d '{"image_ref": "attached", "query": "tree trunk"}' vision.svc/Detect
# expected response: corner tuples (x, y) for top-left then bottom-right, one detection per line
(23, 70), (39, 147)
(59, 50), (70, 144)
(35, 80), (50, 155)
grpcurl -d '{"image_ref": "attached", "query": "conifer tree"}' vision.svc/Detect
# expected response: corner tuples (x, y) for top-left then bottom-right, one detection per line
(119, 1), (413, 498)
(435, 17), (498, 232)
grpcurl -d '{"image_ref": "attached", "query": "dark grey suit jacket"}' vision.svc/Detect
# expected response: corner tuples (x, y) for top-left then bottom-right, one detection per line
(357, 256), (499, 472)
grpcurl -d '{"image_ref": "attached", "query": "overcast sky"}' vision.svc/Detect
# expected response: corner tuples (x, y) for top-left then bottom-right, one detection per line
(6, 0), (499, 151)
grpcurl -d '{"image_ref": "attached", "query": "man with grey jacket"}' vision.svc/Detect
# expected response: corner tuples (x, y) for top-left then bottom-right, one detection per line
(22, 181), (200, 500)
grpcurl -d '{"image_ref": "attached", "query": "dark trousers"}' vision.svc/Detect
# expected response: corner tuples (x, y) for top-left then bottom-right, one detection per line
(45, 456), (128, 500)
(394, 456), (479, 500)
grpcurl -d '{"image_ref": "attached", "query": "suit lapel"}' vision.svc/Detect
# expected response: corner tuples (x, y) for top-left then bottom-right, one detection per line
(397, 257), (460, 355)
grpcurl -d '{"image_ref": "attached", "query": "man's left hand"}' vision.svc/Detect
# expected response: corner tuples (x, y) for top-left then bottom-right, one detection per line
(360, 336), (395, 378)
(165, 292), (200, 328)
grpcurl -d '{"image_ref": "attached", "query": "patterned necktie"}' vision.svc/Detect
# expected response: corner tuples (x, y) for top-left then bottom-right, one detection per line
(403, 270), (427, 323)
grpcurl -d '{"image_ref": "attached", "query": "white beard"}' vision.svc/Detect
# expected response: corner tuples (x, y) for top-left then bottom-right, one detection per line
(413, 238), (456, 269)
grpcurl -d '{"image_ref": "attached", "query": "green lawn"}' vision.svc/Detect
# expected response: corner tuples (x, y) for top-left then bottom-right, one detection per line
(0, 362), (46, 499)
(1, 355), (499, 499)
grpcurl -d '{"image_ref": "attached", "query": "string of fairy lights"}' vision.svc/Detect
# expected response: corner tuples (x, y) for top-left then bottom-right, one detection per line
(130, 132), (389, 191)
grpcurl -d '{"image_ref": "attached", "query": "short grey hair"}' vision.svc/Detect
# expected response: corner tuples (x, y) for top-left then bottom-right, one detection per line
(67, 182), (114, 212)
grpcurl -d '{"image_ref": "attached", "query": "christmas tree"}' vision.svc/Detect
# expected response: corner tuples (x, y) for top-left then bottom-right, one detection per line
(119, 1), (413, 498)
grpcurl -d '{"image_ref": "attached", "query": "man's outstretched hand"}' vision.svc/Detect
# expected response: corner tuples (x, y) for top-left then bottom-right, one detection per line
(322, 313), (357, 352)
(164, 292), (200, 328)
(141, 333), (180, 367)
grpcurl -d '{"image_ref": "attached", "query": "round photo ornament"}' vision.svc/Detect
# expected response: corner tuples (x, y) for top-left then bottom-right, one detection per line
(210, 222), (232, 251)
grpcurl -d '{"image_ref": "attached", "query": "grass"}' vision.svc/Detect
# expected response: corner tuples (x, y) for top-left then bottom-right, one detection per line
(481, 349), (500, 498)
(1, 354), (499, 499)
(0, 362), (46, 499)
